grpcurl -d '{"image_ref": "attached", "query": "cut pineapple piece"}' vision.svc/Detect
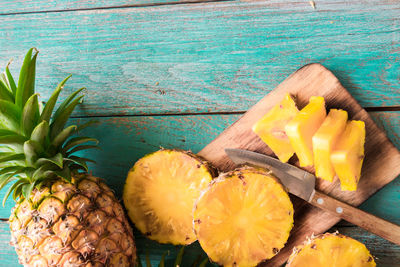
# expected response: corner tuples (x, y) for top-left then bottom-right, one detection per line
(252, 93), (299, 162)
(193, 166), (294, 267)
(285, 96), (326, 167)
(286, 233), (375, 267)
(123, 149), (215, 245)
(331, 120), (366, 191)
(312, 109), (348, 182)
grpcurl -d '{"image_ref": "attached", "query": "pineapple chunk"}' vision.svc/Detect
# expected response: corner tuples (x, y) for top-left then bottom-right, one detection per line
(331, 120), (366, 191)
(193, 166), (294, 267)
(285, 96), (326, 167)
(252, 93), (299, 162)
(287, 233), (375, 267)
(312, 109), (348, 182)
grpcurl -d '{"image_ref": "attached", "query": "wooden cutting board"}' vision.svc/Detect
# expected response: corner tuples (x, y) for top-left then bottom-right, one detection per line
(197, 63), (400, 266)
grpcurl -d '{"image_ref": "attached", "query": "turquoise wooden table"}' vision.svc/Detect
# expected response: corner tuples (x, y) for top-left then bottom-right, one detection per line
(0, 0), (399, 266)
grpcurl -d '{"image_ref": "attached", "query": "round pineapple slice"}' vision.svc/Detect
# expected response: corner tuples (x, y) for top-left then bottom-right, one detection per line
(193, 166), (294, 267)
(123, 149), (215, 245)
(286, 233), (375, 267)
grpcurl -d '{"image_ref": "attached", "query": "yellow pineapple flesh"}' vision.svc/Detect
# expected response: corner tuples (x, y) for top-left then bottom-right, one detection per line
(312, 109), (348, 182)
(123, 149), (215, 245)
(252, 93), (299, 162)
(285, 96), (326, 167)
(193, 166), (294, 267)
(286, 233), (375, 267)
(331, 120), (366, 191)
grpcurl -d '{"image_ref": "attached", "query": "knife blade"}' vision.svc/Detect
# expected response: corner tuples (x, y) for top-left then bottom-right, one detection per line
(225, 148), (316, 201)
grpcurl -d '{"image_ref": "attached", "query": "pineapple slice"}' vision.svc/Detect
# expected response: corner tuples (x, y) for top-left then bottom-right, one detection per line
(286, 233), (375, 267)
(193, 166), (294, 267)
(331, 120), (366, 191)
(285, 96), (326, 167)
(123, 149), (215, 245)
(252, 93), (299, 162)
(312, 109), (348, 182)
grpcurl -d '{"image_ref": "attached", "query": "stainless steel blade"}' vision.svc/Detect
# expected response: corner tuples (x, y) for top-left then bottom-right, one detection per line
(225, 148), (316, 202)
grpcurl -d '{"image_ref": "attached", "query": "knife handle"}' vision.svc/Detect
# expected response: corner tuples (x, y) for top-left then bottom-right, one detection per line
(311, 190), (400, 246)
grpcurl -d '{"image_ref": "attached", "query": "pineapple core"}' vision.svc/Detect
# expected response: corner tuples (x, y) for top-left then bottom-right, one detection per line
(286, 233), (375, 267)
(193, 166), (294, 267)
(252, 93), (299, 162)
(123, 149), (214, 245)
(312, 109), (348, 182)
(331, 120), (366, 191)
(285, 96), (326, 167)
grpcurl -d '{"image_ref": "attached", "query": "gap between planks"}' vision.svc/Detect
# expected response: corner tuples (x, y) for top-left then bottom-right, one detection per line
(0, 0), (233, 16)
(67, 106), (400, 119)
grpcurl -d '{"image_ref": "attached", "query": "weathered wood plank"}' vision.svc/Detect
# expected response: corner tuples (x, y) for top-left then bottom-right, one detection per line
(0, 111), (398, 222)
(1, 0), (399, 116)
(0, 0), (190, 14)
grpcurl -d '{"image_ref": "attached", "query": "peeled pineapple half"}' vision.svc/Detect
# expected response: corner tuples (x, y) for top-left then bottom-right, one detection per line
(123, 149), (216, 245)
(286, 232), (375, 267)
(193, 166), (294, 267)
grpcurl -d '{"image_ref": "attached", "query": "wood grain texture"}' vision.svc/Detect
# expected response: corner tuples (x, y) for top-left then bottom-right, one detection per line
(198, 63), (400, 266)
(0, 0), (399, 117)
(0, 0), (191, 14)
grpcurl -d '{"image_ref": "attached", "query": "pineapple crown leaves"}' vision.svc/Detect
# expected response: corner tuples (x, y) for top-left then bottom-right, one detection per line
(0, 48), (100, 205)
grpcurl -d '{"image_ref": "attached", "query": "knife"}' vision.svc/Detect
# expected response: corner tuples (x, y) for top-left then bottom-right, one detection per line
(225, 148), (400, 246)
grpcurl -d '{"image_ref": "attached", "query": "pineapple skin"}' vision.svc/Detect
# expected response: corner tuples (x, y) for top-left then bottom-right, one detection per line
(9, 173), (136, 267)
(286, 232), (375, 267)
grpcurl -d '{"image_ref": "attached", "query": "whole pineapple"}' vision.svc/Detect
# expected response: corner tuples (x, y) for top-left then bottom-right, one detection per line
(1, 49), (136, 266)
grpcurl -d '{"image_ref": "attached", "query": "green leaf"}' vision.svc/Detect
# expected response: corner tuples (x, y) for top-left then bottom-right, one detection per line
(5, 64), (17, 96)
(52, 87), (85, 123)
(146, 251), (151, 267)
(174, 247), (185, 267)
(3, 179), (26, 206)
(0, 166), (23, 176)
(36, 153), (63, 169)
(0, 80), (14, 102)
(32, 163), (57, 181)
(67, 145), (100, 155)
(13, 182), (23, 201)
(16, 48), (38, 108)
(64, 157), (88, 172)
(50, 125), (76, 149)
(22, 182), (35, 199)
(76, 120), (98, 132)
(0, 135), (26, 152)
(158, 251), (169, 267)
(0, 129), (20, 137)
(54, 167), (71, 182)
(198, 258), (209, 267)
(40, 75), (71, 122)
(21, 93), (40, 137)
(63, 137), (98, 152)
(30, 120), (49, 146)
(50, 95), (84, 140)
(0, 153), (25, 164)
(70, 155), (95, 164)
(0, 100), (21, 131)
(23, 140), (42, 166)
(0, 174), (17, 191)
